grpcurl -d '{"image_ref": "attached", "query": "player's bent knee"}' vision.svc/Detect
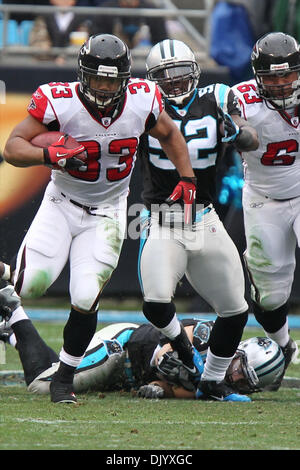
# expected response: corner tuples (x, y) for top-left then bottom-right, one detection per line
(15, 269), (52, 299)
(97, 264), (115, 286)
(256, 292), (289, 311)
(143, 300), (176, 327)
(28, 362), (59, 394)
(71, 264), (115, 311)
(74, 350), (126, 393)
(72, 290), (100, 312)
(143, 286), (174, 304)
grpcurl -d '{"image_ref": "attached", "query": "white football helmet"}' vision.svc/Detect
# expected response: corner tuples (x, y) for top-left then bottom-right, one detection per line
(226, 337), (285, 393)
(146, 39), (200, 106)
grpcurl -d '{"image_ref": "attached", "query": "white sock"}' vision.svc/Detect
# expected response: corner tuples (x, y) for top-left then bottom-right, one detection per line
(201, 348), (234, 382)
(9, 333), (17, 348)
(158, 315), (181, 340)
(59, 348), (84, 368)
(1, 263), (11, 281)
(266, 320), (290, 348)
(6, 306), (29, 328)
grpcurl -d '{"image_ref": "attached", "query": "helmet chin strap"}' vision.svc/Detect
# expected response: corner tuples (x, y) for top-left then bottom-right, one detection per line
(262, 76), (300, 110)
(94, 94), (125, 118)
(167, 88), (197, 108)
(271, 94), (299, 109)
(169, 92), (193, 106)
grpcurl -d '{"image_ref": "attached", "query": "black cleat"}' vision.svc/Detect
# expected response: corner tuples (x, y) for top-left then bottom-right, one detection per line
(282, 337), (298, 369)
(50, 380), (77, 404)
(170, 324), (195, 372)
(0, 321), (13, 343)
(0, 285), (21, 321)
(266, 337), (298, 391)
(196, 380), (251, 402)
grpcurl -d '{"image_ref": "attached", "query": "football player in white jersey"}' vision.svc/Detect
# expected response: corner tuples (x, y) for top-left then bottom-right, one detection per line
(3, 34), (196, 404)
(137, 40), (259, 402)
(232, 32), (300, 390)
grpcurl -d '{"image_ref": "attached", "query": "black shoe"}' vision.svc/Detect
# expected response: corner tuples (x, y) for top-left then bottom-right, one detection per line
(266, 337), (298, 391)
(0, 285), (21, 321)
(50, 380), (77, 404)
(0, 321), (13, 343)
(170, 324), (195, 371)
(196, 380), (251, 402)
(282, 337), (298, 369)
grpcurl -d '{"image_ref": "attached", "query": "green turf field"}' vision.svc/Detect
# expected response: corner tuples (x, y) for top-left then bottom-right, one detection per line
(1, 322), (300, 451)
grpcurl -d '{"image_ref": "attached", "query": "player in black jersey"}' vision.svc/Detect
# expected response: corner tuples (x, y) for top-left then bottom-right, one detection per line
(138, 39), (259, 402)
(0, 283), (285, 398)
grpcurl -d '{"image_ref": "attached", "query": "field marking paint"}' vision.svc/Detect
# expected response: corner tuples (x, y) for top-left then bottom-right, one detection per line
(13, 417), (290, 426)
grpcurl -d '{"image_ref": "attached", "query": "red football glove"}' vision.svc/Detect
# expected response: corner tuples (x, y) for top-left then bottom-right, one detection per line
(43, 134), (86, 170)
(166, 177), (197, 226)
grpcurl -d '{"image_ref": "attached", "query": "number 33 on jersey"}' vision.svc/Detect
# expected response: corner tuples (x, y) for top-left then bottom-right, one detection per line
(27, 78), (163, 205)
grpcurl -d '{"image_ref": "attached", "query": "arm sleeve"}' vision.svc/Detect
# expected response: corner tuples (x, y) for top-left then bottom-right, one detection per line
(213, 83), (241, 116)
(27, 86), (57, 125)
(145, 84), (164, 132)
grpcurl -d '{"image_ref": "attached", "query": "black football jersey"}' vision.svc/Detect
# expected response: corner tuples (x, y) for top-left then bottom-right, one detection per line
(138, 83), (240, 208)
(126, 319), (214, 386)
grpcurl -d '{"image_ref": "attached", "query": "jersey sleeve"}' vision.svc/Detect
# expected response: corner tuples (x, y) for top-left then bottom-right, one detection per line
(213, 83), (240, 115)
(27, 85), (57, 125)
(145, 82), (164, 131)
(231, 79), (259, 120)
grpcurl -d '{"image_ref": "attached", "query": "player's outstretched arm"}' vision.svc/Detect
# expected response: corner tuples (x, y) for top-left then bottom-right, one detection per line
(218, 108), (259, 152)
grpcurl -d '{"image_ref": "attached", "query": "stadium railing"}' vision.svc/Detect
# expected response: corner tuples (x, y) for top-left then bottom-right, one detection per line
(0, 1), (215, 63)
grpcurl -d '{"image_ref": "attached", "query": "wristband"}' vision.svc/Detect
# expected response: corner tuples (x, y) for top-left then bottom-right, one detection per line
(181, 176), (197, 185)
(235, 127), (255, 151)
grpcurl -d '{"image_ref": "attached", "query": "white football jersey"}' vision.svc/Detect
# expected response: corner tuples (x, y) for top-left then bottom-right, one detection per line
(232, 78), (300, 199)
(28, 79), (163, 205)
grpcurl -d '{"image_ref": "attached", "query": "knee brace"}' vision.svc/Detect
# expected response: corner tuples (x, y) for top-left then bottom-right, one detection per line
(252, 301), (289, 333)
(143, 301), (176, 328)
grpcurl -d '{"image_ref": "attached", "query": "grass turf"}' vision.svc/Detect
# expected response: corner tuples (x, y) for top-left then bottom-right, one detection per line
(0, 322), (300, 451)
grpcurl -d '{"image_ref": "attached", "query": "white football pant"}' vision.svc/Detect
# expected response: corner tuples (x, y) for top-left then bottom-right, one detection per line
(139, 206), (248, 316)
(14, 181), (127, 312)
(243, 184), (300, 311)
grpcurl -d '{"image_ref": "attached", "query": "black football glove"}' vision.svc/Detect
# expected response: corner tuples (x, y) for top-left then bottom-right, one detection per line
(0, 285), (21, 321)
(217, 107), (240, 143)
(156, 351), (198, 392)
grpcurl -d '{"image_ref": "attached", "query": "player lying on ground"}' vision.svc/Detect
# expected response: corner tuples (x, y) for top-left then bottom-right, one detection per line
(0, 284), (291, 401)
